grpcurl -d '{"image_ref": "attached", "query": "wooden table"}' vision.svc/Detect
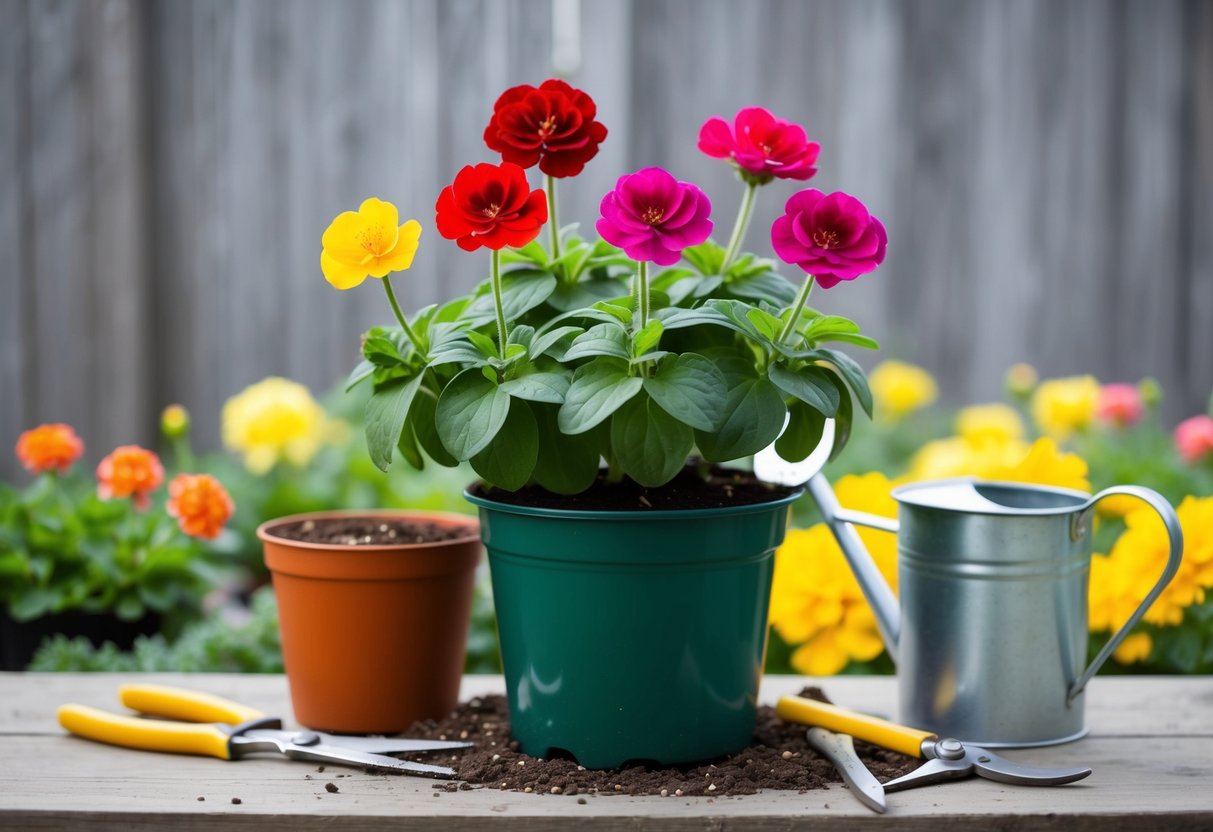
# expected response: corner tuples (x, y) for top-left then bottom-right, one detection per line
(1, 673), (1210, 830)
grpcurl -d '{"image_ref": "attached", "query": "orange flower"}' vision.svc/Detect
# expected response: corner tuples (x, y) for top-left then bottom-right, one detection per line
(166, 474), (234, 540)
(15, 423), (84, 474)
(96, 445), (165, 509)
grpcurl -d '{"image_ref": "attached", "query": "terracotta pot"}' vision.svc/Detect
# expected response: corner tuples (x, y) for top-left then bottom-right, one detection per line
(258, 509), (480, 734)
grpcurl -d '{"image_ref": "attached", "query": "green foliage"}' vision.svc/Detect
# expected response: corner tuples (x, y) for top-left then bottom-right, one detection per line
(351, 225), (877, 492)
(0, 473), (219, 625)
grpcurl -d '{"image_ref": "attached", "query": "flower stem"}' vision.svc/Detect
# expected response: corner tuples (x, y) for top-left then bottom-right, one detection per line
(778, 275), (816, 346)
(720, 180), (759, 274)
(546, 174), (561, 261)
(491, 249), (508, 353)
(382, 277), (428, 359)
(638, 261), (650, 328)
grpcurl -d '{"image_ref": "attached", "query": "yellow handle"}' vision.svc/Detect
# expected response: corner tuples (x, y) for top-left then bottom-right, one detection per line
(119, 684), (264, 726)
(776, 695), (934, 758)
(58, 704), (232, 760)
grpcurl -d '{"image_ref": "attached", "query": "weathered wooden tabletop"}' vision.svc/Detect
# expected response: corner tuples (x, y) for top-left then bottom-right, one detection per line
(1, 672), (1209, 830)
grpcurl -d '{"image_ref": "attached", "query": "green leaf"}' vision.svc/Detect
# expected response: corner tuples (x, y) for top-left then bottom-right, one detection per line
(563, 322), (629, 361)
(610, 393), (695, 487)
(589, 301), (633, 325)
(828, 372), (855, 461)
(435, 369), (511, 460)
(631, 320), (664, 357)
(466, 330), (500, 359)
(729, 270), (798, 305)
(345, 359), (375, 391)
(471, 399), (538, 491)
(500, 240), (549, 267)
(530, 325), (582, 359)
(776, 401), (827, 463)
(695, 377), (787, 462)
(546, 278), (629, 312)
(768, 364), (841, 416)
(815, 348), (874, 418)
(815, 332), (881, 350)
(362, 332), (407, 367)
(643, 354), (728, 432)
(396, 416), (425, 470)
(682, 240), (726, 275)
(804, 314), (860, 339)
(410, 388), (459, 466)
(427, 341), (486, 368)
(558, 357), (644, 435)
(8, 587), (61, 621)
(745, 308), (783, 342)
(365, 373), (426, 472)
(500, 371), (569, 404)
(508, 325), (535, 351)
(531, 404), (603, 494)
(463, 270), (558, 324)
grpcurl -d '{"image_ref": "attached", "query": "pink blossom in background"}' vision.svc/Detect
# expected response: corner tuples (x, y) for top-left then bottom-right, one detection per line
(1097, 383), (1145, 428)
(1175, 414), (1213, 464)
(770, 189), (887, 288)
(596, 167), (713, 266)
(698, 107), (819, 182)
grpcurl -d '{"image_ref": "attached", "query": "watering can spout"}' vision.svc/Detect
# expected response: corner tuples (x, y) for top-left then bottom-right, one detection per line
(806, 473), (901, 661)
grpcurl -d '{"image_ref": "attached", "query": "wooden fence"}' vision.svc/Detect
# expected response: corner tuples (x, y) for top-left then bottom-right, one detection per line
(2, 0), (1210, 478)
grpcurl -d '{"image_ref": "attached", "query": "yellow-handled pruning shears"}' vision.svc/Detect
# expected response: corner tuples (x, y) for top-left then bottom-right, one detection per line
(778, 695), (1091, 794)
(58, 684), (472, 778)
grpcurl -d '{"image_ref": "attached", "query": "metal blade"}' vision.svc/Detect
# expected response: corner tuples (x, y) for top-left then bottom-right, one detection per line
(882, 757), (972, 793)
(285, 742), (458, 778)
(807, 727), (886, 813)
(971, 749), (1092, 787)
(245, 729), (473, 755)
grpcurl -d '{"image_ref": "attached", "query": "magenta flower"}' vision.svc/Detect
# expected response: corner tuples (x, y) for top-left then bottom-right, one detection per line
(1097, 383), (1145, 428)
(595, 167), (713, 266)
(698, 107), (820, 183)
(770, 189), (887, 289)
(1175, 415), (1213, 464)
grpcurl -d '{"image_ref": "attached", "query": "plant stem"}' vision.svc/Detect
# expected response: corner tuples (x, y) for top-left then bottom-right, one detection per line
(546, 174), (561, 261)
(778, 274), (816, 346)
(720, 180), (759, 274)
(638, 261), (650, 328)
(491, 249), (508, 352)
(382, 277), (428, 359)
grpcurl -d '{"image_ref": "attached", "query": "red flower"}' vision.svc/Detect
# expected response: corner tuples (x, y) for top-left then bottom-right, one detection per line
(483, 79), (608, 178)
(435, 163), (548, 252)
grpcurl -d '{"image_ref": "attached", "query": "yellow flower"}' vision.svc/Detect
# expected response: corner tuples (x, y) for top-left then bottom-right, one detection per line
(321, 197), (422, 290)
(1112, 632), (1152, 665)
(905, 436), (1089, 493)
(984, 437), (1091, 493)
(869, 361), (937, 422)
(1090, 495), (1213, 632)
(769, 473), (897, 675)
(1030, 375), (1100, 441)
(222, 378), (335, 474)
(955, 404), (1025, 448)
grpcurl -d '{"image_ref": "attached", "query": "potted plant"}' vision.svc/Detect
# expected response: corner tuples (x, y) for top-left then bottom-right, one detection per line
(327, 81), (887, 766)
(0, 421), (234, 670)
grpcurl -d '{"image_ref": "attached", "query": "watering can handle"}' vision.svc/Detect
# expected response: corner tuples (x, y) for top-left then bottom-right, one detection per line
(1067, 485), (1184, 704)
(807, 473), (902, 657)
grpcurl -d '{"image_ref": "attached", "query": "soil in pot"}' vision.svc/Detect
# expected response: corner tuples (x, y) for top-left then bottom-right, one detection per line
(393, 687), (917, 796)
(469, 464), (798, 512)
(266, 517), (473, 546)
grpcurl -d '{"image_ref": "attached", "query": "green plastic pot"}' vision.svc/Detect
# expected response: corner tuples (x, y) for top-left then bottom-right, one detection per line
(465, 487), (802, 769)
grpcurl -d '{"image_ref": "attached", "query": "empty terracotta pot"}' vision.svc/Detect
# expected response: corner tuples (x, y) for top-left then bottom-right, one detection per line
(258, 509), (480, 734)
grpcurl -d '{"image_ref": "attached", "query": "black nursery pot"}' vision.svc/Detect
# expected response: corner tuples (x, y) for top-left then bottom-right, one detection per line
(0, 609), (161, 670)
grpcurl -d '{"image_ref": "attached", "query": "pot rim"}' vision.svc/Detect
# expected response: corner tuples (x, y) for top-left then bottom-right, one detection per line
(463, 483), (804, 521)
(256, 508), (480, 550)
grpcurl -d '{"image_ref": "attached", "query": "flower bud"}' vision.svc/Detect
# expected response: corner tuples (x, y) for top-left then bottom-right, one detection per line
(161, 404), (191, 440)
(1005, 363), (1038, 399)
(1138, 378), (1163, 410)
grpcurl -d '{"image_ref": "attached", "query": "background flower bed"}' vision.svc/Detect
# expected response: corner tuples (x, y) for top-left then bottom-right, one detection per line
(16, 364), (1213, 677)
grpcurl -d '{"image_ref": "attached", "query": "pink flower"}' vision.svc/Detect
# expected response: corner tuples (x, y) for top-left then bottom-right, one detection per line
(1097, 383), (1145, 428)
(698, 107), (819, 183)
(1175, 415), (1213, 464)
(595, 167), (713, 266)
(770, 189), (887, 288)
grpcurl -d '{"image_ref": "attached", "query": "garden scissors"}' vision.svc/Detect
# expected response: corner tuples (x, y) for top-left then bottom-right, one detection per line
(58, 684), (472, 777)
(779, 695), (1091, 794)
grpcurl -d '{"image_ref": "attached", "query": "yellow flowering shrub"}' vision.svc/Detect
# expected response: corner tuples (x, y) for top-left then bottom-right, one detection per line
(869, 361), (937, 422)
(221, 378), (337, 474)
(769, 473), (897, 675)
(1090, 496), (1213, 637)
(1030, 375), (1100, 441)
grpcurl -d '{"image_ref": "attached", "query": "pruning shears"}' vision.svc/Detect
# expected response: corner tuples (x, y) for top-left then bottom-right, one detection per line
(58, 684), (471, 777)
(779, 695), (1091, 806)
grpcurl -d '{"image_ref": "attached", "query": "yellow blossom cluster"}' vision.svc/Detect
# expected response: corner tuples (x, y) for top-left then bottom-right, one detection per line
(869, 361), (937, 422)
(221, 377), (343, 474)
(1089, 496), (1213, 663)
(769, 473), (898, 675)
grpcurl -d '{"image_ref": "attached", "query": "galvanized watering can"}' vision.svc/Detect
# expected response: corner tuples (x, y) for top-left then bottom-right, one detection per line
(756, 421), (1184, 747)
